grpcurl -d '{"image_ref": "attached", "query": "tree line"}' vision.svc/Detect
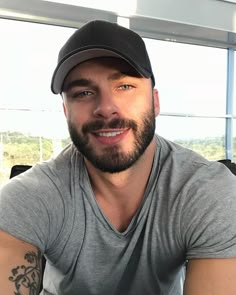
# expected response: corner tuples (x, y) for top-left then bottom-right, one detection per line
(0, 131), (231, 186)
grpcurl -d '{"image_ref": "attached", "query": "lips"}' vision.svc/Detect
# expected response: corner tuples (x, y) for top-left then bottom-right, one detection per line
(92, 129), (129, 145)
(97, 130), (124, 137)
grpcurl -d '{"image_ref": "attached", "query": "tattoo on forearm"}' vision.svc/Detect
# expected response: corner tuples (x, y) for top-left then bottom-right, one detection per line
(8, 249), (42, 295)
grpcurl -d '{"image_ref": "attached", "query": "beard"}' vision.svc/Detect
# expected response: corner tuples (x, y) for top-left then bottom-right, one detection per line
(68, 104), (156, 173)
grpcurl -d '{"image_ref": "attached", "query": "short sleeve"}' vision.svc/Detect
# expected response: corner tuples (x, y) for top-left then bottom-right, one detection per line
(181, 162), (236, 259)
(0, 165), (65, 253)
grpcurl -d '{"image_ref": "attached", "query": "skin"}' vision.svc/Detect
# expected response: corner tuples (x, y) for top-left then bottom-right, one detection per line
(62, 58), (159, 173)
(62, 57), (160, 231)
(184, 258), (236, 294)
(0, 229), (42, 295)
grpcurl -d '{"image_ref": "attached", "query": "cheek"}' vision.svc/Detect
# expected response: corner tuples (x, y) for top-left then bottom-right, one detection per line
(129, 98), (153, 117)
(66, 108), (91, 129)
(63, 104), (75, 122)
(63, 101), (77, 121)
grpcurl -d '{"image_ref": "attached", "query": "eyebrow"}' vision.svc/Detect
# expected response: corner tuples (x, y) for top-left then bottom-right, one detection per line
(62, 78), (93, 93)
(62, 71), (141, 93)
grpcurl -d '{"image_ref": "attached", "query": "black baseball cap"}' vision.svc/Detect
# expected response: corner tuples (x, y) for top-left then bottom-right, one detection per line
(51, 20), (155, 94)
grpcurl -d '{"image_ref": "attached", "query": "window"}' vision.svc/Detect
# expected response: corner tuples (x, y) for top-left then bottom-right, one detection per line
(0, 19), (74, 187)
(156, 116), (225, 160)
(144, 38), (227, 115)
(0, 18), (232, 187)
(145, 38), (228, 159)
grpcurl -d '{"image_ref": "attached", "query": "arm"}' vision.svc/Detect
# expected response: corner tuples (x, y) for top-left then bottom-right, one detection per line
(183, 258), (236, 294)
(0, 229), (43, 295)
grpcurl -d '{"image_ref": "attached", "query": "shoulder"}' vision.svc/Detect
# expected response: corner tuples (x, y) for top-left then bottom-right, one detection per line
(154, 136), (236, 258)
(155, 135), (236, 217)
(0, 143), (84, 204)
(0, 144), (84, 252)
(156, 134), (209, 165)
(156, 135), (235, 182)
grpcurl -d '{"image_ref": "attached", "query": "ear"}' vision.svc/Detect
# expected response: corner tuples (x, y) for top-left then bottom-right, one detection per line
(62, 97), (68, 118)
(153, 88), (160, 117)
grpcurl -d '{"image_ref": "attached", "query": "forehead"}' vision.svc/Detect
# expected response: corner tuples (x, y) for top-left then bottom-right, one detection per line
(65, 57), (142, 81)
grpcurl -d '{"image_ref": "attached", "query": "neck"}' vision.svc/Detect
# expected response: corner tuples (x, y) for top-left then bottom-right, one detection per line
(84, 138), (157, 232)
(84, 138), (157, 202)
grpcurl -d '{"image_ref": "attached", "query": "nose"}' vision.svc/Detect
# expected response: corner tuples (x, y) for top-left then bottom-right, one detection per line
(93, 90), (119, 119)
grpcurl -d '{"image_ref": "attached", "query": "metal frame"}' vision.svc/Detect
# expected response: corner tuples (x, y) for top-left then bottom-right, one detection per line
(0, 0), (236, 49)
(225, 48), (235, 159)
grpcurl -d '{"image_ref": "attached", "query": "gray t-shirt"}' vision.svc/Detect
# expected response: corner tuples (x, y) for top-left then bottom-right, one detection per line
(1, 135), (236, 295)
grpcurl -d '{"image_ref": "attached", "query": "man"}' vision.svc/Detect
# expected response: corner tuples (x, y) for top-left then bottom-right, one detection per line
(1, 20), (236, 295)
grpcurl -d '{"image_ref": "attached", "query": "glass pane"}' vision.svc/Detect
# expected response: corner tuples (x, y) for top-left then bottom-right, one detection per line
(145, 38), (227, 115)
(0, 19), (74, 187)
(0, 19), (75, 111)
(155, 116), (225, 160)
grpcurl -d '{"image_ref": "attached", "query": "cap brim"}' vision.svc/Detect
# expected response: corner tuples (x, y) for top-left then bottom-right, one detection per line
(51, 48), (147, 94)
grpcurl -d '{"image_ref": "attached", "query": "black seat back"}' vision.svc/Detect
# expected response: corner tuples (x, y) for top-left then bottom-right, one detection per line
(218, 159), (236, 175)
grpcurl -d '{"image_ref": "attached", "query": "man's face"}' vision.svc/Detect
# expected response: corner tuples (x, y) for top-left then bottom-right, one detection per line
(62, 57), (160, 173)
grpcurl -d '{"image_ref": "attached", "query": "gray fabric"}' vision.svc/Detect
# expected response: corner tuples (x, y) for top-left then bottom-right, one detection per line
(1, 135), (236, 295)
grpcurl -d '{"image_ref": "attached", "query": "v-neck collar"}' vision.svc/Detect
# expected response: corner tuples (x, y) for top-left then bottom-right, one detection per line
(76, 138), (161, 238)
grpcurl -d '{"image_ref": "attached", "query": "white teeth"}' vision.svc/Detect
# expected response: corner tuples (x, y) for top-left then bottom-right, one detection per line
(98, 131), (123, 137)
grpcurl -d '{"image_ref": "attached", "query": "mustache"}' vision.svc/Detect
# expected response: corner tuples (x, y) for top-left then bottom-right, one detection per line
(82, 118), (137, 133)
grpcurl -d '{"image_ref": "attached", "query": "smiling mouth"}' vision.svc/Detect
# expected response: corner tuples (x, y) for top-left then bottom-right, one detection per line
(97, 131), (124, 137)
(91, 129), (129, 144)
